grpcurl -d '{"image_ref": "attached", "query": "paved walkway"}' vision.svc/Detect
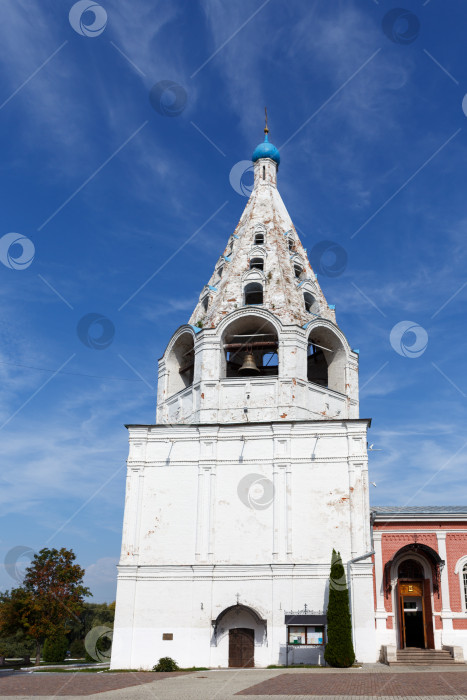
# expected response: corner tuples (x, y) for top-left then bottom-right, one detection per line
(1, 665), (467, 699)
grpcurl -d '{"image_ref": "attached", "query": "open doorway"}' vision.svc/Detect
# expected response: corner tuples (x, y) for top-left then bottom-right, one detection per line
(397, 559), (434, 649)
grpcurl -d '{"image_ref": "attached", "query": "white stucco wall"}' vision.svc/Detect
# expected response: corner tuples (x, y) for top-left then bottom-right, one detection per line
(111, 420), (376, 668)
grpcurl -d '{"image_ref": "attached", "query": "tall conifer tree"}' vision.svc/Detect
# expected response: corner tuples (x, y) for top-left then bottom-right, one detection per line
(324, 549), (355, 667)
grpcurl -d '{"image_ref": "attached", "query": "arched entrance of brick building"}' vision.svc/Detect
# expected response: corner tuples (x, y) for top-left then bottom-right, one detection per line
(386, 544), (444, 650)
(397, 558), (432, 648)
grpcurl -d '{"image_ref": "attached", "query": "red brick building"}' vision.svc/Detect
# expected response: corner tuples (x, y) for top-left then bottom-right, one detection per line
(373, 506), (467, 659)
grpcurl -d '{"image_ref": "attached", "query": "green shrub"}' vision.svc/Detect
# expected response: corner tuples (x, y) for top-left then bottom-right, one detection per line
(0, 631), (35, 662)
(69, 639), (85, 658)
(153, 656), (179, 672)
(324, 549), (356, 668)
(42, 636), (68, 663)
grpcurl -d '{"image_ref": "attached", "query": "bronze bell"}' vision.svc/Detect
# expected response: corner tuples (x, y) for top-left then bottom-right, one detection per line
(238, 351), (260, 375)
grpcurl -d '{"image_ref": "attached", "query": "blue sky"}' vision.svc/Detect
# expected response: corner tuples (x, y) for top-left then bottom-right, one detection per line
(1, 0), (467, 602)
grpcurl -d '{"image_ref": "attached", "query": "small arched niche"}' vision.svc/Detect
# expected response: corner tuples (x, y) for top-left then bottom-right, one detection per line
(307, 326), (346, 393)
(166, 331), (195, 397)
(244, 282), (263, 305)
(250, 257), (264, 271)
(293, 262), (304, 280)
(254, 232), (264, 245)
(304, 292), (319, 315)
(201, 294), (209, 312)
(291, 254), (305, 281)
(222, 315), (278, 378)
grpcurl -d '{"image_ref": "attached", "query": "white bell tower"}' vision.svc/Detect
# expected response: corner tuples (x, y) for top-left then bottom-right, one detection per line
(111, 121), (376, 669)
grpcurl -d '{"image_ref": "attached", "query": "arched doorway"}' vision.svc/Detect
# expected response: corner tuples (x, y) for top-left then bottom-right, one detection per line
(387, 544), (444, 650)
(397, 559), (429, 649)
(211, 603), (267, 668)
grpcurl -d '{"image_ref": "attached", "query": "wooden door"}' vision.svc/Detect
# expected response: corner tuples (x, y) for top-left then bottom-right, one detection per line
(397, 583), (405, 649)
(423, 579), (435, 649)
(228, 628), (254, 668)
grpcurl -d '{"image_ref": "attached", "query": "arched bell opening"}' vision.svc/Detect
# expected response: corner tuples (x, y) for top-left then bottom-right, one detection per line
(306, 327), (346, 393)
(166, 331), (195, 397)
(221, 316), (278, 379)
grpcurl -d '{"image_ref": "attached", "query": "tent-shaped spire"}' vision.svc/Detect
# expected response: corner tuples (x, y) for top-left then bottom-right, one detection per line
(189, 126), (336, 329)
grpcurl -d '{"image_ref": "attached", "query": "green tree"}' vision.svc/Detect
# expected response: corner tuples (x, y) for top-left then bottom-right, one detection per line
(0, 630), (35, 665)
(0, 548), (91, 665)
(324, 549), (355, 668)
(69, 602), (115, 640)
(43, 635), (68, 662)
(64, 601), (116, 662)
(0, 587), (34, 661)
(69, 638), (85, 659)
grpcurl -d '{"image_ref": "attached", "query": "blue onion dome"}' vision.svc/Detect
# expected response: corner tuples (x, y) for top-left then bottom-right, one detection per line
(252, 131), (280, 166)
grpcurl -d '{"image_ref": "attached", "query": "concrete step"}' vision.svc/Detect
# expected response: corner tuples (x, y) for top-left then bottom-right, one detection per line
(398, 652), (452, 657)
(396, 656), (455, 660)
(398, 648), (450, 652)
(398, 653), (452, 656)
(390, 661), (461, 666)
(399, 648), (450, 651)
(389, 648), (464, 666)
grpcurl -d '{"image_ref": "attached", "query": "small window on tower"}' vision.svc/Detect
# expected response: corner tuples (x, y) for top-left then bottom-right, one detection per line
(202, 296), (209, 312)
(263, 165), (265, 180)
(288, 237), (295, 252)
(304, 292), (316, 313)
(217, 265), (224, 278)
(294, 263), (303, 279)
(254, 233), (264, 245)
(244, 282), (263, 305)
(250, 257), (264, 271)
